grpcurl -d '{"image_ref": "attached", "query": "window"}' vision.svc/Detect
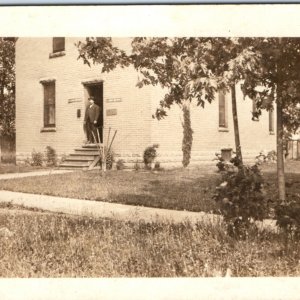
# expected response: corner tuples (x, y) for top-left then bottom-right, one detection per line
(269, 109), (275, 134)
(219, 91), (228, 129)
(52, 37), (65, 53)
(43, 81), (56, 127)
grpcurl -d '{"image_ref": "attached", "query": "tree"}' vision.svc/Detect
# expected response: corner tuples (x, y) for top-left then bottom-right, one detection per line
(240, 38), (300, 201)
(77, 37), (218, 167)
(0, 38), (15, 138)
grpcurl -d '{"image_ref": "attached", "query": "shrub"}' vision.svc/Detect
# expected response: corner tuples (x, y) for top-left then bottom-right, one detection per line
(213, 162), (269, 239)
(275, 194), (300, 240)
(116, 159), (125, 170)
(45, 146), (57, 167)
(133, 160), (141, 171)
(31, 150), (44, 167)
(143, 144), (159, 169)
(255, 150), (277, 164)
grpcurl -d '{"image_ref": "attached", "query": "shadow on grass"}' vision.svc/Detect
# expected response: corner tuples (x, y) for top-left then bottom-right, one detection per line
(108, 175), (219, 213)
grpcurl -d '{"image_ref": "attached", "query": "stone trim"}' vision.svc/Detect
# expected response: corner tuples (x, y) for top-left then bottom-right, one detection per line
(49, 51), (66, 59)
(40, 127), (56, 133)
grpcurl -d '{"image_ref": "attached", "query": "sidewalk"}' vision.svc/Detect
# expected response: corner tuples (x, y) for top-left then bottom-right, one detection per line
(0, 169), (73, 180)
(0, 190), (221, 225)
(0, 189), (277, 231)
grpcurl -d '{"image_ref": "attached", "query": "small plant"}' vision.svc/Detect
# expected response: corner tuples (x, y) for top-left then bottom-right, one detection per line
(31, 150), (44, 166)
(133, 160), (141, 171)
(255, 150), (277, 164)
(275, 194), (300, 240)
(213, 162), (269, 239)
(102, 147), (114, 170)
(45, 146), (57, 167)
(116, 159), (125, 170)
(143, 144), (159, 169)
(154, 161), (162, 171)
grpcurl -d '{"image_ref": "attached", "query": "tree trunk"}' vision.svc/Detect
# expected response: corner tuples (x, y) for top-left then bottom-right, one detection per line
(231, 84), (243, 165)
(276, 87), (286, 202)
(276, 37), (286, 202)
(182, 100), (193, 168)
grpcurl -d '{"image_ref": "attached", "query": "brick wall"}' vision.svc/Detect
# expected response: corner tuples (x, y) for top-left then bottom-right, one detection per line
(149, 84), (276, 166)
(16, 38), (276, 166)
(16, 38), (152, 162)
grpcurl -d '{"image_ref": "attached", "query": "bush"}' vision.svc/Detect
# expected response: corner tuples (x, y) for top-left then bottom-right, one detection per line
(143, 144), (159, 169)
(116, 159), (125, 170)
(133, 160), (141, 171)
(45, 146), (57, 167)
(255, 150), (277, 164)
(275, 194), (300, 240)
(213, 161), (269, 239)
(31, 150), (44, 167)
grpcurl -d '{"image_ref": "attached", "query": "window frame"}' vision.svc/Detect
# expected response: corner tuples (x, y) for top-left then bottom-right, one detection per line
(42, 81), (56, 128)
(218, 91), (228, 130)
(52, 37), (65, 53)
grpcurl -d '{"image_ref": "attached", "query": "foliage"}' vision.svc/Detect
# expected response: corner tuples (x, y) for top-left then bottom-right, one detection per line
(275, 194), (300, 239)
(102, 147), (114, 170)
(31, 150), (44, 167)
(255, 150), (277, 164)
(213, 162), (269, 239)
(143, 144), (159, 168)
(45, 146), (57, 167)
(133, 160), (141, 171)
(0, 38), (16, 137)
(116, 159), (125, 170)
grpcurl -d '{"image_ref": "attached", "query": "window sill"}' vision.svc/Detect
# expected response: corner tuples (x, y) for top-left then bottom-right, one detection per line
(218, 127), (229, 132)
(49, 51), (66, 59)
(41, 127), (56, 133)
(269, 131), (275, 135)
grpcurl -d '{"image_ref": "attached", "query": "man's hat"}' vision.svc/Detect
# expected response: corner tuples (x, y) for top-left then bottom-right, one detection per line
(88, 96), (95, 101)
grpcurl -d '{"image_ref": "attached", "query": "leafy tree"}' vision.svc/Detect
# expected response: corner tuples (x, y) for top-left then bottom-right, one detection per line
(77, 37), (218, 167)
(0, 38), (15, 137)
(240, 38), (300, 201)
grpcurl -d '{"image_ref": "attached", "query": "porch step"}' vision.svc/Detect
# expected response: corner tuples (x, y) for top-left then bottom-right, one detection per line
(59, 144), (102, 170)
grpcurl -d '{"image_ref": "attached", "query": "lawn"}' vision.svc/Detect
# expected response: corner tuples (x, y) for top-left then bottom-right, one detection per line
(0, 162), (299, 213)
(0, 163), (52, 174)
(0, 205), (299, 277)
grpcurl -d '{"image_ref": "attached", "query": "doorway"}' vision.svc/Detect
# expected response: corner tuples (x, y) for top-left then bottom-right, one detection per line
(85, 82), (104, 143)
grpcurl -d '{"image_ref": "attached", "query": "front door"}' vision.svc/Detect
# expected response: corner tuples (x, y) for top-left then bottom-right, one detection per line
(86, 83), (104, 142)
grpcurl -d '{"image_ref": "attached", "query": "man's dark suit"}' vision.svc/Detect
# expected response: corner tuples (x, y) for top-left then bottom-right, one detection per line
(84, 103), (100, 143)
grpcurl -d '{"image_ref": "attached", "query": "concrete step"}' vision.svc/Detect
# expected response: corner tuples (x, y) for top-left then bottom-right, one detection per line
(74, 149), (100, 155)
(67, 155), (96, 161)
(60, 160), (91, 168)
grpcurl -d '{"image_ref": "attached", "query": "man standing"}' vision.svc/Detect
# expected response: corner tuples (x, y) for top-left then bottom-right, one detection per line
(84, 96), (100, 143)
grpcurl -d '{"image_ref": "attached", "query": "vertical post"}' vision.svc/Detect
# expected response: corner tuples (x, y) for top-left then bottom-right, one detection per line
(231, 84), (243, 165)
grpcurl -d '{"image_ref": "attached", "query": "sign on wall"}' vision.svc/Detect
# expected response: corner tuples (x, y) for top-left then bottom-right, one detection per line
(106, 109), (117, 116)
(106, 98), (122, 103)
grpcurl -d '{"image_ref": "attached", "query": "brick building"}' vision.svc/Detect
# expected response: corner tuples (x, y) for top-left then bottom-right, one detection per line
(15, 38), (276, 167)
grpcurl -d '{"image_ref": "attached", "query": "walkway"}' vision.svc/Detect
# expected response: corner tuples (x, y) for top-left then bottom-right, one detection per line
(0, 169), (73, 180)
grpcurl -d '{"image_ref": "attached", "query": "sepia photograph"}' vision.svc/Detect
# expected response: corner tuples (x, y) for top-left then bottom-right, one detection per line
(0, 4), (300, 300)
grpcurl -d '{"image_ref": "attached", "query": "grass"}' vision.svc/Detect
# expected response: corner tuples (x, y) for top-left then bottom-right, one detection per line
(0, 161), (299, 213)
(0, 163), (52, 174)
(0, 167), (219, 213)
(0, 206), (299, 277)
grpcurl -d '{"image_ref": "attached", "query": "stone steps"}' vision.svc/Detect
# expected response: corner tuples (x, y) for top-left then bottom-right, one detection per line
(59, 144), (101, 170)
